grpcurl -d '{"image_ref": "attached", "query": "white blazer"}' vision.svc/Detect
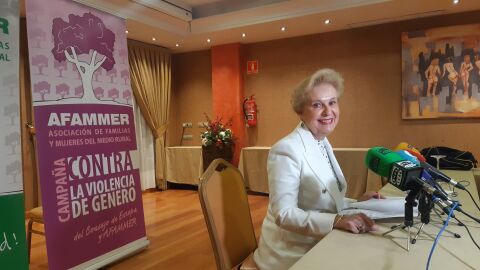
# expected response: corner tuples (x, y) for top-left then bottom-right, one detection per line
(254, 123), (354, 270)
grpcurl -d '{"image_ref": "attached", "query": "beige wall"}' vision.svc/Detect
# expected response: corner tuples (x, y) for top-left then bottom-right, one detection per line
(168, 50), (212, 146)
(170, 10), (480, 161)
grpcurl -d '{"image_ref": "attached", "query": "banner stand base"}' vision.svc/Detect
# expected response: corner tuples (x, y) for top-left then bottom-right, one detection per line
(71, 237), (150, 270)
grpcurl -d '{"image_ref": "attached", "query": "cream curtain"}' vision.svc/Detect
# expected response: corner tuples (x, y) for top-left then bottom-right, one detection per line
(20, 19), (41, 210)
(134, 100), (156, 190)
(128, 39), (171, 190)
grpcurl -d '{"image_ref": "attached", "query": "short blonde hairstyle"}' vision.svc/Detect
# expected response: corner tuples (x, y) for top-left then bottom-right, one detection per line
(291, 68), (344, 114)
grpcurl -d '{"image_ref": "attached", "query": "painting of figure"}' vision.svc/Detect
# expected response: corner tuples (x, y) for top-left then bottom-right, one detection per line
(402, 24), (480, 119)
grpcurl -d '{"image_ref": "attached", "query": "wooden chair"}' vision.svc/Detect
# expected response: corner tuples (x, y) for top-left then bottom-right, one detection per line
(199, 158), (258, 270)
(474, 171), (480, 199)
(26, 206), (44, 261)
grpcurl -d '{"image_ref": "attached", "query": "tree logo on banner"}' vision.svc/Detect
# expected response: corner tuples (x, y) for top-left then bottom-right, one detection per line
(51, 12), (115, 102)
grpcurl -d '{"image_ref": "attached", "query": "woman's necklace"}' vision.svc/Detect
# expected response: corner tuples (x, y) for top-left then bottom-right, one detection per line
(317, 139), (343, 192)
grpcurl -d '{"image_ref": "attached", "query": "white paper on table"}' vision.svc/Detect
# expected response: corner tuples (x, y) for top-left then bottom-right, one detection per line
(339, 197), (418, 220)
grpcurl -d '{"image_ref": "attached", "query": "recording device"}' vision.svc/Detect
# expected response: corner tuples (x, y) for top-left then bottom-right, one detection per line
(389, 160), (422, 191)
(403, 149), (424, 161)
(379, 145), (471, 248)
(372, 146), (456, 249)
(411, 177), (449, 201)
(420, 161), (466, 190)
(438, 196), (464, 213)
(395, 143), (466, 191)
(365, 147), (404, 177)
(432, 196), (455, 217)
(365, 147), (449, 200)
(396, 150), (439, 187)
(400, 149), (465, 210)
(396, 150), (420, 165)
(393, 142), (426, 162)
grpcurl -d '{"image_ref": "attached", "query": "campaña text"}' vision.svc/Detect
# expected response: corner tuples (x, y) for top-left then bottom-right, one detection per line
(53, 158), (70, 222)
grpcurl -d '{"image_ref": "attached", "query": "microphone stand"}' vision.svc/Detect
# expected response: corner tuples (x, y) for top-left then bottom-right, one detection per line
(382, 184), (421, 251)
(431, 206), (444, 220)
(411, 192), (432, 244)
(429, 201), (462, 239)
(408, 192), (461, 246)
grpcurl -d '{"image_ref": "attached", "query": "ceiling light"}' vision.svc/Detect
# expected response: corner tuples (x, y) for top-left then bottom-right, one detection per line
(125, 30), (129, 34)
(207, 38), (211, 43)
(175, 43), (179, 47)
(242, 33), (246, 38)
(152, 37), (156, 41)
(324, 19), (331, 24)
(281, 26), (286, 31)
(453, 0), (460, 4)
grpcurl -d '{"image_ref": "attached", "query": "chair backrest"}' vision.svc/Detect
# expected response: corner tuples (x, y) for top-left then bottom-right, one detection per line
(29, 207), (44, 223)
(474, 171), (480, 198)
(199, 158), (257, 270)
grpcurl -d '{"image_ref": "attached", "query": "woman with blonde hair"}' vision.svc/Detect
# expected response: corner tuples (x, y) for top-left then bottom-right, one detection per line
(253, 68), (382, 270)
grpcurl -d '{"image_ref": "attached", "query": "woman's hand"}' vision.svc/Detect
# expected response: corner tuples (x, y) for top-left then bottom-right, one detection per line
(333, 213), (378, 234)
(358, 191), (385, 202)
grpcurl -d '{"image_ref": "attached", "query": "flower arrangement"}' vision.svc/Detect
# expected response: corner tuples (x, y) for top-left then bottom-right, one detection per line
(201, 113), (235, 148)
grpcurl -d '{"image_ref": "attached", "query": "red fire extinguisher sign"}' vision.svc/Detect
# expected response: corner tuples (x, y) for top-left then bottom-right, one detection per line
(247, 60), (258, 74)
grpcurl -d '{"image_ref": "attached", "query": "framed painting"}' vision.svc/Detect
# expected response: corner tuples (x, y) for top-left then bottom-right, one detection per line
(402, 24), (480, 119)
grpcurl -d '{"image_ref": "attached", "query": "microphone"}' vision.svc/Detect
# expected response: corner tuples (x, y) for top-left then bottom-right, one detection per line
(366, 147), (422, 191)
(411, 177), (450, 201)
(396, 146), (468, 216)
(365, 147), (404, 177)
(396, 150), (420, 165)
(416, 161), (453, 200)
(394, 142), (466, 190)
(432, 196), (456, 218)
(366, 148), (449, 200)
(396, 150), (440, 186)
(393, 142), (426, 162)
(440, 196), (464, 212)
(420, 161), (466, 190)
(396, 150), (442, 188)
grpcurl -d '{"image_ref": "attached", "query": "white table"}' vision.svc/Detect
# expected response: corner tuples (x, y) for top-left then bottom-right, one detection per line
(289, 170), (480, 269)
(165, 146), (202, 185)
(238, 147), (271, 193)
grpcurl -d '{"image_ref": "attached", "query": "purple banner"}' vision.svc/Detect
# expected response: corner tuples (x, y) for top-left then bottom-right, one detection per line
(25, 0), (146, 269)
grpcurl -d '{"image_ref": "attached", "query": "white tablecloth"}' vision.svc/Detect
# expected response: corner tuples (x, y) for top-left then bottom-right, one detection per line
(290, 170), (480, 270)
